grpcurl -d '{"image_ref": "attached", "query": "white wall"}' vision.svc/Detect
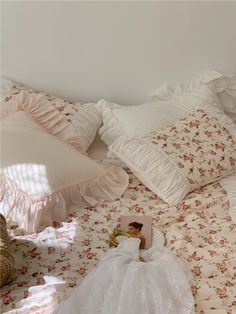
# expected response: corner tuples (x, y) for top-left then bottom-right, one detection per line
(1, 1), (236, 105)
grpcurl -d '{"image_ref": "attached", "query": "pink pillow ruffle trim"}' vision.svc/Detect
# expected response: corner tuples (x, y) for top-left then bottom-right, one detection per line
(1, 90), (87, 154)
(0, 166), (128, 234)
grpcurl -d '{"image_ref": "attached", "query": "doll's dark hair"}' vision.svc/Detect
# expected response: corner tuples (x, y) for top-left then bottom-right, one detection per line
(128, 222), (143, 231)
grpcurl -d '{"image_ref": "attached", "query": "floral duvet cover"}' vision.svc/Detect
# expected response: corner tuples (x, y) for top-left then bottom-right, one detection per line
(1, 167), (236, 314)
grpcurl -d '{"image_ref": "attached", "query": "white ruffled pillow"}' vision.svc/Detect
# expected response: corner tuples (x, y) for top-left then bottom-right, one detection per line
(109, 101), (236, 206)
(0, 77), (102, 152)
(150, 70), (236, 123)
(1, 111), (128, 233)
(97, 84), (222, 146)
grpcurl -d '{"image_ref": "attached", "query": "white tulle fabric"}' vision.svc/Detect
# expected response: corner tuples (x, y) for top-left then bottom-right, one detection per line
(56, 238), (194, 314)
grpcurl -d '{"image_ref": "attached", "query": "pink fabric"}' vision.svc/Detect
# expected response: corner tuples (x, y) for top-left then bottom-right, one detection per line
(0, 166), (128, 234)
(1, 91), (87, 154)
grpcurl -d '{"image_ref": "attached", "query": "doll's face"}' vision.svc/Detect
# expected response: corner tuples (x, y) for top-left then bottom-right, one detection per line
(128, 225), (139, 235)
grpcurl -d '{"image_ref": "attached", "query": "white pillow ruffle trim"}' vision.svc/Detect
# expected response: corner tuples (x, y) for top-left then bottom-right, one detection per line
(150, 71), (235, 100)
(96, 99), (124, 146)
(150, 70), (236, 116)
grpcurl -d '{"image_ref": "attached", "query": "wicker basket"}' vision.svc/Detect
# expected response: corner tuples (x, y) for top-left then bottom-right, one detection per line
(0, 214), (14, 287)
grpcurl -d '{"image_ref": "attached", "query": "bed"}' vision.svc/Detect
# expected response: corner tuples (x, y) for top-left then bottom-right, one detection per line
(2, 1), (236, 310)
(1, 133), (236, 314)
(1, 71), (236, 314)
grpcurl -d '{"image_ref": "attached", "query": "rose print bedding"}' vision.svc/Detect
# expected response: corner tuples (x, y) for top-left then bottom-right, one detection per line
(1, 165), (236, 314)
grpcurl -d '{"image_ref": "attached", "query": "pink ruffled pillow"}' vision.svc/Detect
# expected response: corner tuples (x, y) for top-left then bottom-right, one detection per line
(1, 79), (102, 152)
(1, 111), (128, 233)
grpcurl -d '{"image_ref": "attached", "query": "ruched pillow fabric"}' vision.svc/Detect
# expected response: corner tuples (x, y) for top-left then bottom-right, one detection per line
(109, 102), (236, 206)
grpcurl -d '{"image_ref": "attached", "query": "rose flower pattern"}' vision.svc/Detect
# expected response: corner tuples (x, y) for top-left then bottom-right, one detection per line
(144, 109), (236, 190)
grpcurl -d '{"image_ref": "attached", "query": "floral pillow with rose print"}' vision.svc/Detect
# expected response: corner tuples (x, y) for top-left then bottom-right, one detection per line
(109, 102), (236, 205)
(0, 77), (102, 152)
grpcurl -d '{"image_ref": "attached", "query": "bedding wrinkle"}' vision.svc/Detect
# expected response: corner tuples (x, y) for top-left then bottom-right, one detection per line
(220, 173), (236, 223)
